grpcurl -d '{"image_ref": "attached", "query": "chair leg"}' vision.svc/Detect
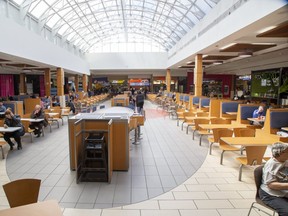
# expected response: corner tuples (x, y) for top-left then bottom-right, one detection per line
(220, 150), (225, 165)
(177, 119), (179, 126)
(209, 142), (214, 155)
(0, 146), (4, 159)
(192, 130), (196, 140)
(30, 133), (33, 143)
(181, 122), (184, 130)
(238, 164), (244, 181)
(186, 125), (189, 134)
(247, 202), (255, 216)
(199, 135), (203, 146)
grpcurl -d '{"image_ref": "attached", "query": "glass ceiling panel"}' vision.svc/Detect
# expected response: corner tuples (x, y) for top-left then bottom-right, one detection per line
(12, 0), (221, 53)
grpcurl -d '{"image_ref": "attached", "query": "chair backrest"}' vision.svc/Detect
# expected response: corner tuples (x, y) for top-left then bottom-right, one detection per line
(183, 112), (195, 117)
(212, 128), (226, 143)
(197, 112), (209, 117)
(194, 118), (210, 130)
(218, 129), (234, 146)
(234, 128), (255, 137)
(210, 118), (231, 124)
(246, 146), (267, 165)
(240, 128), (255, 137)
(254, 165), (264, 199)
(3, 178), (41, 208)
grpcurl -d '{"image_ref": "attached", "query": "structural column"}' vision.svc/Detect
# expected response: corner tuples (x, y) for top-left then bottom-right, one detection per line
(19, 73), (26, 95)
(44, 68), (51, 96)
(74, 75), (79, 92)
(88, 75), (92, 91)
(82, 74), (87, 92)
(166, 69), (171, 92)
(56, 67), (64, 96)
(194, 54), (203, 96)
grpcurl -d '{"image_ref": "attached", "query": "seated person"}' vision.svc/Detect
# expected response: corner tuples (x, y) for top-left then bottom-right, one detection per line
(260, 142), (288, 216)
(3, 109), (25, 150)
(253, 105), (264, 118)
(30, 105), (45, 137)
(0, 101), (6, 112)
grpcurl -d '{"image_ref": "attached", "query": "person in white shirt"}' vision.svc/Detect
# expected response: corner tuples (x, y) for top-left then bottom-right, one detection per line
(260, 142), (288, 216)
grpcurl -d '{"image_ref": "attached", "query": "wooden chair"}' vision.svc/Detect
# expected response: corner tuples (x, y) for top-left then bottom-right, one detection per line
(193, 118), (212, 146)
(218, 129), (239, 164)
(44, 113), (53, 133)
(196, 112), (209, 117)
(247, 165), (276, 216)
(210, 118), (231, 124)
(176, 108), (185, 126)
(0, 140), (6, 159)
(181, 112), (195, 131)
(129, 117), (139, 145)
(208, 128), (225, 155)
(3, 178), (41, 208)
(21, 120), (35, 143)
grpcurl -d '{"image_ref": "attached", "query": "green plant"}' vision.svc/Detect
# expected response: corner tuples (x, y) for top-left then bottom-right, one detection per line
(279, 78), (288, 93)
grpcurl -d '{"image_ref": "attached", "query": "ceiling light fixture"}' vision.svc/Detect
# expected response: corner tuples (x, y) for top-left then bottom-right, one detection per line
(238, 51), (253, 58)
(213, 61), (223, 65)
(220, 43), (236, 50)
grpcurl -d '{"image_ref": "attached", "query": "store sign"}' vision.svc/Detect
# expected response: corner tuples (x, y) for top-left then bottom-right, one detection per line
(129, 79), (150, 86)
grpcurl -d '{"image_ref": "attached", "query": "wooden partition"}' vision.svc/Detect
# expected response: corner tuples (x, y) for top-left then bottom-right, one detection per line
(68, 115), (129, 172)
(236, 104), (259, 124)
(3, 101), (24, 116)
(24, 98), (41, 114)
(263, 108), (288, 137)
(73, 119), (113, 183)
(220, 101), (241, 120)
(111, 95), (129, 107)
(208, 99), (222, 118)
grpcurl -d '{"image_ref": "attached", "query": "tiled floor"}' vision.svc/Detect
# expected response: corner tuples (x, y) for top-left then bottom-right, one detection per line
(0, 99), (275, 215)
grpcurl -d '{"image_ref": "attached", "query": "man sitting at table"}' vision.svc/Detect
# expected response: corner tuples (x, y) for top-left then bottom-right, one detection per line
(3, 109), (25, 150)
(0, 100), (6, 112)
(252, 105), (264, 118)
(30, 105), (46, 137)
(260, 142), (288, 216)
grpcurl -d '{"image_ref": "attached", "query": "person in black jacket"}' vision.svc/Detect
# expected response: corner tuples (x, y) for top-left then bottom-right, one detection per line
(30, 105), (45, 137)
(136, 91), (145, 114)
(3, 109), (24, 150)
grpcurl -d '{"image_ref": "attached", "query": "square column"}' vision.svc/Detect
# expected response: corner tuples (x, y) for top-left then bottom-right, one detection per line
(166, 69), (171, 92)
(194, 54), (203, 96)
(56, 68), (64, 96)
(19, 73), (26, 94)
(44, 68), (51, 96)
(74, 75), (79, 92)
(82, 74), (87, 92)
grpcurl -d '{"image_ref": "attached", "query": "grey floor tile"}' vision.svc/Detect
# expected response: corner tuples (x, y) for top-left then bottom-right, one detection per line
(46, 186), (68, 201)
(78, 183), (100, 204)
(147, 187), (164, 198)
(132, 175), (147, 188)
(144, 165), (159, 176)
(146, 175), (162, 188)
(160, 175), (177, 188)
(75, 203), (94, 209)
(113, 186), (131, 203)
(41, 174), (63, 187)
(61, 186), (84, 203)
(132, 188), (148, 203)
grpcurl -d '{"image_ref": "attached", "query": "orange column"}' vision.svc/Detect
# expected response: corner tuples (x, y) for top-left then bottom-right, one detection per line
(56, 68), (64, 96)
(88, 75), (92, 91)
(74, 75), (79, 92)
(19, 73), (26, 94)
(194, 54), (203, 96)
(44, 68), (51, 96)
(82, 74), (87, 92)
(166, 69), (171, 92)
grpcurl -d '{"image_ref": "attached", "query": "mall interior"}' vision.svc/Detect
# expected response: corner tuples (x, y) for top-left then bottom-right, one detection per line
(0, 0), (288, 216)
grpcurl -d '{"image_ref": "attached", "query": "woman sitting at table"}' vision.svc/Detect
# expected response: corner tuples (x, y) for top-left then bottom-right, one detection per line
(3, 109), (24, 150)
(30, 105), (46, 137)
(259, 142), (288, 216)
